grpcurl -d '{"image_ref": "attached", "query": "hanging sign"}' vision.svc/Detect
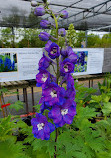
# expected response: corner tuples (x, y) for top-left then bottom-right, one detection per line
(73, 48), (104, 75)
(0, 48), (42, 82)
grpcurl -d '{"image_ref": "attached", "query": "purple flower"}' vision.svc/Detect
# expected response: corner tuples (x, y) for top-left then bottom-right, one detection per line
(78, 52), (85, 66)
(60, 10), (68, 19)
(66, 74), (75, 90)
(39, 82), (62, 106)
(58, 28), (66, 37)
(40, 101), (51, 113)
(48, 101), (76, 127)
(39, 53), (52, 70)
(11, 61), (15, 70)
(61, 46), (77, 64)
(40, 20), (51, 29)
(60, 58), (75, 74)
(45, 41), (60, 59)
(31, 113), (55, 140)
(36, 69), (50, 88)
(39, 32), (50, 41)
(34, 7), (45, 16)
(31, 1), (37, 7)
(0, 58), (3, 66)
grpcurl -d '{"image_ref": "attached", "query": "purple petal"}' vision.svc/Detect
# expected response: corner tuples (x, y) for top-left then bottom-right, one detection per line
(44, 133), (50, 140)
(38, 130), (45, 140)
(68, 106), (76, 117)
(63, 114), (73, 124)
(50, 107), (61, 118)
(48, 122), (55, 133)
(53, 115), (62, 124)
(56, 120), (66, 127)
(44, 123), (50, 134)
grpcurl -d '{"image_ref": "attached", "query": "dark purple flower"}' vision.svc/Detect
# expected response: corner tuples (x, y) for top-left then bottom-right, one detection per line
(40, 20), (51, 29)
(61, 46), (77, 64)
(31, 1), (37, 7)
(39, 53), (52, 70)
(48, 101), (76, 127)
(0, 58), (3, 66)
(78, 52), (85, 66)
(60, 10), (68, 19)
(58, 28), (66, 37)
(34, 7), (45, 16)
(31, 113), (55, 140)
(60, 58), (75, 74)
(39, 82), (62, 106)
(11, 61), (15, 70)
(45, 41), (60, 59)
(40, 102), (50, 113)
(39, 32), (50, 41)
(66, 74), (75, 90)
(36, 69), (50, 88)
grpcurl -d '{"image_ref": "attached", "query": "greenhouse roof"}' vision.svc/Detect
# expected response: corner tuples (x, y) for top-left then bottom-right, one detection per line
(0, 0), (111, 31)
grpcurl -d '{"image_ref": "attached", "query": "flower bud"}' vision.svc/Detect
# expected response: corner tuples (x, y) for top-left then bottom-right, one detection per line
(34, 7), (45, 16)
(40, 20), (51, 29)
(58, 28), (66, 37)
(60, 10), (68, 19)
(39, 32), (50, 41)
(31, 1), (37, 7)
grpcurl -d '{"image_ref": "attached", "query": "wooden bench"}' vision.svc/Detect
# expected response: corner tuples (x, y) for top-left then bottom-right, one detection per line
(0, 80), (31, 114)
(0, 73), (108, 115)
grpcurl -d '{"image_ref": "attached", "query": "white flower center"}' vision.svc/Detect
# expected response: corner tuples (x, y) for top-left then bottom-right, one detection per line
(61, 109), (68, 116)
(37, 123), (44, 131)
(64, 64), (68, 72)
(41, 74), (47, 82)
(51, 47), (57, 54)
(50, 90), (57, 98)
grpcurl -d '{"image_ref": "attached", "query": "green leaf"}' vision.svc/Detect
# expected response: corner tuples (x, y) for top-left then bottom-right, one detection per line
(91, 95), (102, 103)
(102, 102), (111, 116)
(9, 101), (24, 112)
(0, 137), (28, 158)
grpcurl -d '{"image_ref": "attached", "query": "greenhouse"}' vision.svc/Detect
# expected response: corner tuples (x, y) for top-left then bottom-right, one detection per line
(0, 0), (111, 158)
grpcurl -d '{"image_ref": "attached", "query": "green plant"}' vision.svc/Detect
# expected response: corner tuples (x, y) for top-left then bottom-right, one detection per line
(0, 115), (30, 158)
(66, 24), (77, 47)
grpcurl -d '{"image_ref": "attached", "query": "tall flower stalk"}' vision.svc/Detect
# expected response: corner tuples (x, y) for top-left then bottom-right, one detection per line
(31, 1), (77, 157)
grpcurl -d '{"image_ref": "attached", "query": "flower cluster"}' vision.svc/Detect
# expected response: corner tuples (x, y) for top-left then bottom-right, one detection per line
(0, 57), (15, 71)
(78, 51), (85, 66)
(0, 58), (3, 66)
(31, 1), (77, 140)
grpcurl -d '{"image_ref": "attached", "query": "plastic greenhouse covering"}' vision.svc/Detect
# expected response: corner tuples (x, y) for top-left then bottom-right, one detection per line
(0, 0), (111, 31)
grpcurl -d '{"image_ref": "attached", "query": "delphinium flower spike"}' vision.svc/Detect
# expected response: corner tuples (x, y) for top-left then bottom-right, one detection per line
(30, 0), (77, 148)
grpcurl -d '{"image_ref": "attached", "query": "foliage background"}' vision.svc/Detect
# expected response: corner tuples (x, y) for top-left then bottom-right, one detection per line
(0, 24), (111, 48)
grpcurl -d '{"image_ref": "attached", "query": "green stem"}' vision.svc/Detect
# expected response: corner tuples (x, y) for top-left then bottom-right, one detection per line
(51, 64), (57, 75)
(51, 12), (59, 158)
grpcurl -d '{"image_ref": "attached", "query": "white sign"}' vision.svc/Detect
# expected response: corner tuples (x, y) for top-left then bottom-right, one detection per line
(73, 48), (104, 75)
(0, 48), (43, 82)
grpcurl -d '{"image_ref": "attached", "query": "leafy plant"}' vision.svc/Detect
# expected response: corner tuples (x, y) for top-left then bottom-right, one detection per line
(9, 101), (24, 112)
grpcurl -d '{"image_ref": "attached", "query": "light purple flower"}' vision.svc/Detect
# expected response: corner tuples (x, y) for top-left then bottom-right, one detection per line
(39, 53), (52, 70)
(48, 101), (76, 127)
(31, 113), (55, 140)
(45, 41), (60, 59)
(60, 58), (75, 74)
(40, 20), (51, 29)
(60, 10), (68, 19)
(39, 32), (50, 41)
(34, 7), (45, 16)
(58, 28), (66, 37)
